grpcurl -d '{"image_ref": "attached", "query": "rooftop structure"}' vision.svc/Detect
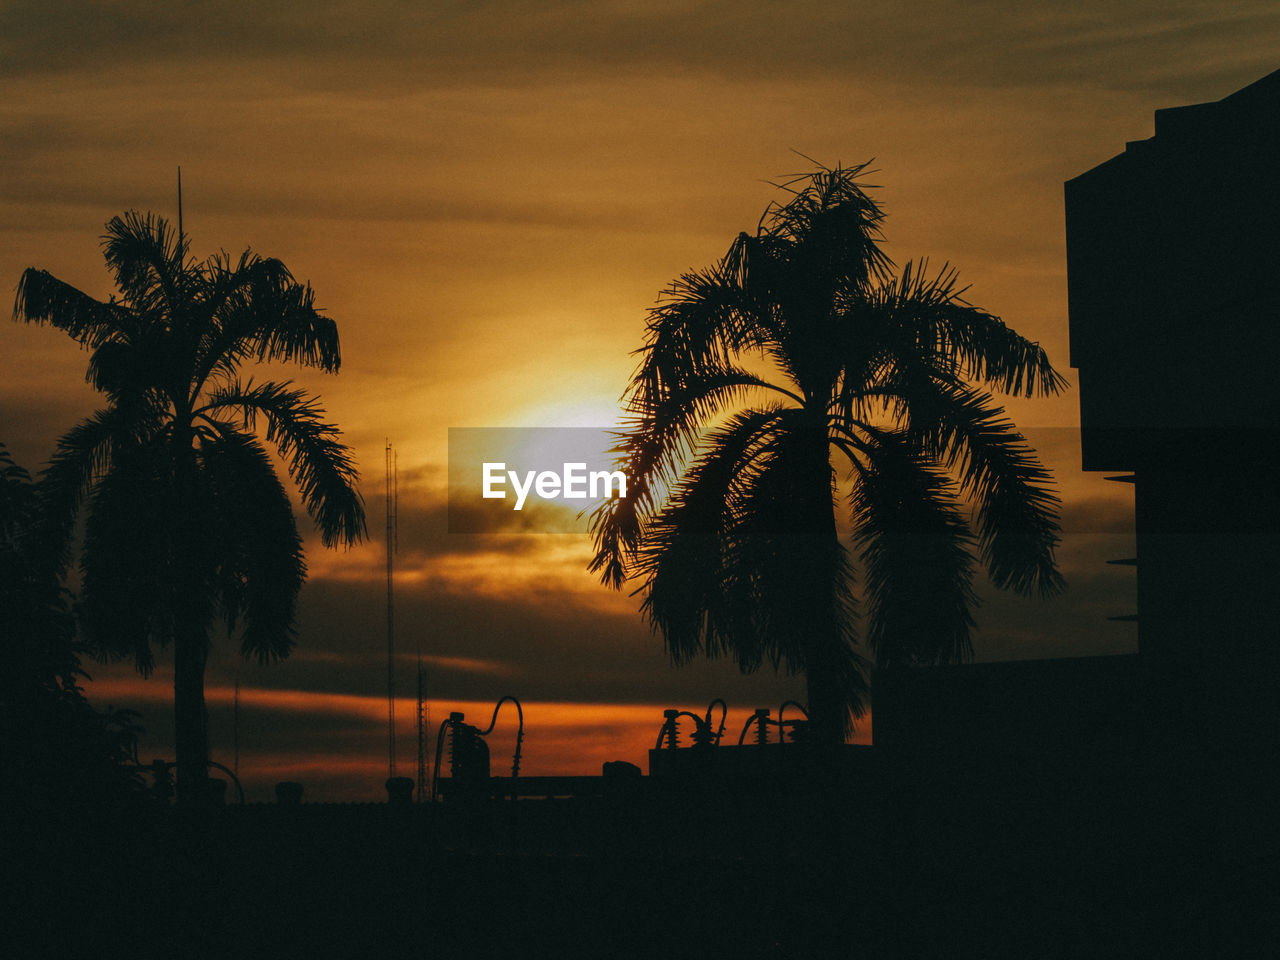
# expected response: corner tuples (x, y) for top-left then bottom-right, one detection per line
(1066, 69), (1280, 862)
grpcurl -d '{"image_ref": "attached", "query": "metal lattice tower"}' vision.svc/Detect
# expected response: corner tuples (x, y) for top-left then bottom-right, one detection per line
(385, 441), (398, 779)
(416, 655), (429, 801)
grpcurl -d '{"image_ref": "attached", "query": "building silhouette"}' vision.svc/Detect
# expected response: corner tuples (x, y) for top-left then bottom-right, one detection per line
(1067, 69), (1280, 863)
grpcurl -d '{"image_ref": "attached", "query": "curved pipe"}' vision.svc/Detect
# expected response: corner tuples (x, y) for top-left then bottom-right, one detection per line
(778, 700), (809, 723)
(778, 700), (810, 745)
(705, 699), (727, 746)
(479, 695), (524, 784)
(478, 695), (521, 736)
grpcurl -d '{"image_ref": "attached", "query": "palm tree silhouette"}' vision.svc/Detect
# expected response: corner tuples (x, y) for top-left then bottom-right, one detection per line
(13, 211), (365, 802)
(591, 162), (1065, 744)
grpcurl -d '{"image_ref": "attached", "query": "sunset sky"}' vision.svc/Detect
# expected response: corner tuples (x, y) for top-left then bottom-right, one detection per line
(4, 1), (1277, 801)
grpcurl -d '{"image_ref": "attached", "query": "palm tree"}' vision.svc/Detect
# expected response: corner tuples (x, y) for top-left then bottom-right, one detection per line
(590, 162), (1066, 745)
(12, 211), (365, 802)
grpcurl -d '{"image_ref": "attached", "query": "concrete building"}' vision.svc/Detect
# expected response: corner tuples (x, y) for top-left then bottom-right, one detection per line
(1066, 69), (1280, 861)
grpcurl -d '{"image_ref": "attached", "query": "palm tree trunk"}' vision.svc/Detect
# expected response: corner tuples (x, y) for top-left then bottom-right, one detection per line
(173, 621), (210, 805)
(804, 630), (847, 746)
(799, 414), (851, 750)
(798, 437), (851, 864)
(171, 426), (210, 806)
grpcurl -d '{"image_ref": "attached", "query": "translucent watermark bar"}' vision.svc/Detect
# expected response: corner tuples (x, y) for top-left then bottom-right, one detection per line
(448, 427), (627, 534)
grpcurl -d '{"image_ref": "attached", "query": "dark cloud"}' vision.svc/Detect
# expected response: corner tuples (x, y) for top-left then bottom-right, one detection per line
(234, 503), (1139, 707)
(232, 573), (805, 706)
(4, 1), (1276, 96)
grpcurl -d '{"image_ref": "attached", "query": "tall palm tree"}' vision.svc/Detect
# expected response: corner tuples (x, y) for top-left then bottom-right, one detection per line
(591, 162), (1066, 745)
(13, 211), (365, 802)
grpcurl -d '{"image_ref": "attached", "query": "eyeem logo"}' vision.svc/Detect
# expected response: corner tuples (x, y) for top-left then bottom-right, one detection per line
(448, 427), (628, 534)
(482, 462), (627, 511)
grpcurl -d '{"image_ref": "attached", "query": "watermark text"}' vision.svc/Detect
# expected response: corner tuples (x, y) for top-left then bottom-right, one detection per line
(482, 462), (627, 510)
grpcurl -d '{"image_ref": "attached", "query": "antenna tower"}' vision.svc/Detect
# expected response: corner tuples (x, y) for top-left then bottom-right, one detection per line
(233, 678), (240, 776)
(177, 166), (183, 252)
(386, 440), (398, 779)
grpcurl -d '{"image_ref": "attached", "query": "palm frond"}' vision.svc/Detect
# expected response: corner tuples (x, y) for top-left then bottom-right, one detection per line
(12, 268), (131, 348)
(585, 430), (651, 590)
(187, 254), (341, 406)
(852, 429), (978, 668)
(0, 442), (82, 689)
(760, 161), (892, 283)
(636, 266), (773, 403)
(35, 405), (162, 576)
(636, 406), (792, 664)
(209, 255), (340, 371)
(83, 339), (175, 406)
(246, 270), (340, 372)
(640, 364), (798, 498)
(589, 356), (803, 590)
(873, 260), (1067, 397)
(903, 379), (1064, 597)
(1, 441), (34, 541)
(200, 430), (305, 664)
(200, 380), (365, 547)
(77, 440), (192, 674)
(101, 211), (185, 316)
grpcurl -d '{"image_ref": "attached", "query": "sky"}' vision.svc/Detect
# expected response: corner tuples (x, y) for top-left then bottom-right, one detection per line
(3, 1), (1277, 801)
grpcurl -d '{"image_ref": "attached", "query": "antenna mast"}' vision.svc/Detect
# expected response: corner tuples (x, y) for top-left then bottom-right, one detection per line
(386, 441), (398, 779)
(233, 678), (240, 777)
(416, 652), (428, 802)
(177, 166), (184, 255)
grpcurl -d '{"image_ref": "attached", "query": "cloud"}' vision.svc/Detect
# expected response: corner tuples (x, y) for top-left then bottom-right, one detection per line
(5, 1), (1276, 101)
(0, 393), (99, 471)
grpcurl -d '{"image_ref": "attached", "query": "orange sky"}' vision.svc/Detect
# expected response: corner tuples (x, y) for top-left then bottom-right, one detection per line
(4, 1), (1278, 800)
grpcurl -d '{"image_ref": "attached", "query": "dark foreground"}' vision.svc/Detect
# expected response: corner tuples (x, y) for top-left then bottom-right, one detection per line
(6, 781), (1276, 960)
